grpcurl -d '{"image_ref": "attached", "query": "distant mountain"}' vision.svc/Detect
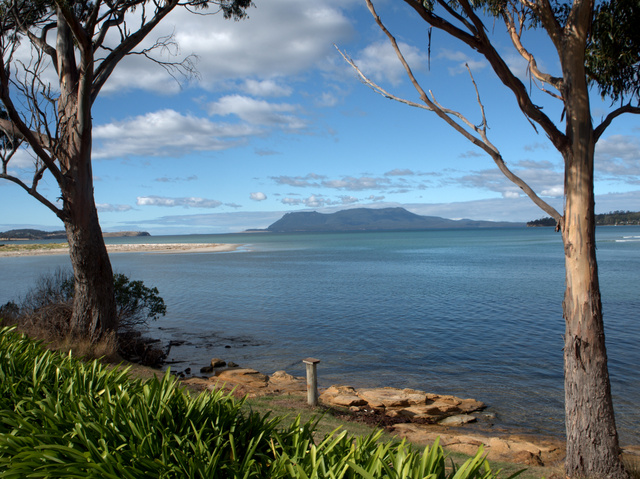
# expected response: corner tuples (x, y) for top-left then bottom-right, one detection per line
(260, 208), (522, 233)
(0, 229), (150, 240)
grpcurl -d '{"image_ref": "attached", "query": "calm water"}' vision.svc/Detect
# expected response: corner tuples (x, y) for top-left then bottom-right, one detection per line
(1, 227), (638, 444)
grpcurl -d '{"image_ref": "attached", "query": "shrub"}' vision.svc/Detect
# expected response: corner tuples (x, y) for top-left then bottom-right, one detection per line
(2, 270), (167, 364)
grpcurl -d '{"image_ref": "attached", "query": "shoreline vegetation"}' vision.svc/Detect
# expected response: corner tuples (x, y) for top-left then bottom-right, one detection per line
(527, 210), (640, 226)
(0, 242), (240, 257)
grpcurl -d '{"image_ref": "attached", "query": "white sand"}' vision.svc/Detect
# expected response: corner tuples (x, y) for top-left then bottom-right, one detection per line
(0, 243), (240, 257)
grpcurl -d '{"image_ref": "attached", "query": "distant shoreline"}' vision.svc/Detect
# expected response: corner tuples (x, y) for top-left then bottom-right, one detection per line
(0, 243), (240, 258)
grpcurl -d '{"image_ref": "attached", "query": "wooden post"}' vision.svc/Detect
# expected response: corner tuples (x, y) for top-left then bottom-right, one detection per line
(303, 358), (320, 407)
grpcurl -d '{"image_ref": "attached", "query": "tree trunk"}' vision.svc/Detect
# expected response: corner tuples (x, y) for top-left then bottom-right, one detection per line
(54, 10), (117, 343)
(63, 194), (117, 343)
(561, 43), (627, 477)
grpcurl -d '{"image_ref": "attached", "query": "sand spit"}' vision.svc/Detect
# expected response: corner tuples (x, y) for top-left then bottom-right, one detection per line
(0, 243), (240, 257)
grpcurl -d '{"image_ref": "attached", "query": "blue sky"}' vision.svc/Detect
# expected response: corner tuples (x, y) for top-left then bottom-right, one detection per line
(2, 0), (639, 234)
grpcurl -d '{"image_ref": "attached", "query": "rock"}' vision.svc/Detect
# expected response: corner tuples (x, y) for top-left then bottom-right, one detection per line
(270, 370), (297, 382)
(320, 386), (368, 407)
(357, 388), (427, 408)
(211, 358), (226, 368)
(390, 424), (565, 466)
(227, 361), (239, 368)
(438, 415), (477, 426)
(215, 368), (269, 388)
(200, 365), (214, 373)
(396, 406), (444, 419)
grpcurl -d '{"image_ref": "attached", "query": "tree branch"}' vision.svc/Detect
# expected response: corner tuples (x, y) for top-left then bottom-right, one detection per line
(501, 6), (563, 91)
(594, 104), (640, 141)
(340, 3), (563, 226)
(92, 0), (181, 103)
(401, 0), (568, 154)
(0, 171), (64, 219)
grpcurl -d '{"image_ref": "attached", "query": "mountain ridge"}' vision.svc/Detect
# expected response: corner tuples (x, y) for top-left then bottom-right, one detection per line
(255, 207), (523, 233)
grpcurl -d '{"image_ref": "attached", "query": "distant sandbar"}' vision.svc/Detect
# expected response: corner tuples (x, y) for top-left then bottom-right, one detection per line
(0, 243), (240, 257)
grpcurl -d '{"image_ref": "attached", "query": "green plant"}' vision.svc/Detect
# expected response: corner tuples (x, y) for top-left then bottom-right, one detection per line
(0, 327), (514, 479)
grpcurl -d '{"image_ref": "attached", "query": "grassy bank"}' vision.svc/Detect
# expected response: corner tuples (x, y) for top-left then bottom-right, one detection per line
(0, 326), (517, 478)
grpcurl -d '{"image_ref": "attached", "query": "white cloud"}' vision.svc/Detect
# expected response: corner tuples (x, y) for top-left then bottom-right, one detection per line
(595, 135), (640, 178)
(93, 109), (262, 158)
(137, 196), (223, 208)
(242, 79), (292, 97)
(250, 192), (267, 201)
(385, 168), (415, 176)
(97, 203), (133, 212)
(455, 161), (563, 198)
(102, 0), (353, 94)
(208, 95), (305, 129)
(354, 41), (428, 86)
(438, 49), (488, 76)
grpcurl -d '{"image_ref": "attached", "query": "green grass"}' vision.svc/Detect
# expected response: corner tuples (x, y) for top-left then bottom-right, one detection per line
(0, 326), (517, 479)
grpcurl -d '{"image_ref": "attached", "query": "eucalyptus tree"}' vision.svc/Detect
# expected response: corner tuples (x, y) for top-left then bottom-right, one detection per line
(340, 0), (639, 477)
(0, 0), (252, 342)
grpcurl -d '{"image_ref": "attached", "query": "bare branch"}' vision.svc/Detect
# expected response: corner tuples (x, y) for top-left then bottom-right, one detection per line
(0, 170), (64, 219)
(501, 6), (563, 91)
(402, 0), (568, 154)
(343, 0), (563, 225)
(594, 104), (640, 141)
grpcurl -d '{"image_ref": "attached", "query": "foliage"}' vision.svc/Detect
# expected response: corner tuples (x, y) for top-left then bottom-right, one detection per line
(528, 211), (640, 227)
(587, 0), (640, 103)
(0, 327), (511, 479)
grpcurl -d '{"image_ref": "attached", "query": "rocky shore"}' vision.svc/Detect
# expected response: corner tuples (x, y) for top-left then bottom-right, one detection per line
(178, 361), (572, 467)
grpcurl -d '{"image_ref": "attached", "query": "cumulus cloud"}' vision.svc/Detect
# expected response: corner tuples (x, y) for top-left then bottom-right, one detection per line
(250, 192), (267, 201)
(242, 79), (292, 97)
(354, 41), (428, 86)
(271, 173), (326, 187)
(101, 0), (353, 94)
(454, 161), (563, 198)
(595, 135), (640, 178)
(93, 109), (261, 159)
(137, 196), (223, 208)
(322, 176), (392, 190)
(208, 95), (305, 129)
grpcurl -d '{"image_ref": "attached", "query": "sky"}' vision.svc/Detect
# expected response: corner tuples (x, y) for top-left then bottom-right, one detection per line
(2, 0), (639, 235)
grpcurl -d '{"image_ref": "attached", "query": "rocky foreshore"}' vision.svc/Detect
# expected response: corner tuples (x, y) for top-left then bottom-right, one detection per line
(178, 361), (573, 467)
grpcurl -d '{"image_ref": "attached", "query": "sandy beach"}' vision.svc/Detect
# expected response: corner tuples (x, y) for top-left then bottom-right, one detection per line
(0, 243), (240, 257)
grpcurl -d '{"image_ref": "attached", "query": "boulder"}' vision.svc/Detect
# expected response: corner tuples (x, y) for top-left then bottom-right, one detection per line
(320, 386), (368, 407)
(438, 415), (477, 426)
(211, 358), (226, 368)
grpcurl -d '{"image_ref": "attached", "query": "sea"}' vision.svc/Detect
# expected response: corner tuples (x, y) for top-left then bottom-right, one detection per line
(1, 226), (638, 444)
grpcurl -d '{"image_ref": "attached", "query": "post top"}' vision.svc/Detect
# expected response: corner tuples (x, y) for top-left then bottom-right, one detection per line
(302, 357), (321, 365)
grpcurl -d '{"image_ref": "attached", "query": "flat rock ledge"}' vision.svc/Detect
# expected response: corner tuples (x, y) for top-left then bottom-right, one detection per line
(180, 371), (567, 467)
(320, 385), (484, 422)
(181, 368), (308, 397)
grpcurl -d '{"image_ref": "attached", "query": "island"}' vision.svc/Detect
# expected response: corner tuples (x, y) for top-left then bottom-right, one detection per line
(248, 207), (522, 233)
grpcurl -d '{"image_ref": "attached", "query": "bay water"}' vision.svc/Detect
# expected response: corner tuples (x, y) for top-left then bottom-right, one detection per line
(1, 226), (638, 444)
